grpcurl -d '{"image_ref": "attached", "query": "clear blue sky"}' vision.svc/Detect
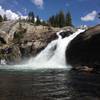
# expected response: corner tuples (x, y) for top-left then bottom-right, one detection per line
(0, 0), (100, 26)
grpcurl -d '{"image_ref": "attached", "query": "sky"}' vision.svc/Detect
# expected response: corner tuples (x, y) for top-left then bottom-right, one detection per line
(0, 0), (100, 26)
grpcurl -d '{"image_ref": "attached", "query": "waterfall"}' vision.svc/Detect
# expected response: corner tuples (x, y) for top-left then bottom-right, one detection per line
(0, 29), (85, 70)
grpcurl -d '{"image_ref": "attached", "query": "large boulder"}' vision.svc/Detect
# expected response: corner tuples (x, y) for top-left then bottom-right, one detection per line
(66, 25), (100, 70)
(59, 31), (73, 38)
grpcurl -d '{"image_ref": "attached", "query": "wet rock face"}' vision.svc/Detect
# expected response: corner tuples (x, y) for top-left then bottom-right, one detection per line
(59, 31), (73, 38)
(66, 25), (100, 69)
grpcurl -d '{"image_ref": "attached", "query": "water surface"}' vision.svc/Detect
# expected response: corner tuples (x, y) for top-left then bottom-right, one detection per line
(0, 69), (100, 100)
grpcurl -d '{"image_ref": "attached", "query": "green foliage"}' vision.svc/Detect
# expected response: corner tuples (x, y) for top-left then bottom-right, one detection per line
(65, 12), (72, 26)
(48, 10), (65, 27)
(58, 11), (65, 27)
(48, 16), (55, 27)
(3, 14), (7, 21)
(28, 12), (35, 23)
(28, 11), (48, 26)
(48, 11), (73, 27)
(0, 14), (8, 22)
(14, 31), (23, 42)
(0, 15), (3, 22)
(14, 25), (27, 43)
(54, 14), (59, 27)
(41, 21), (47, 26)
(36, 16), (41, 25)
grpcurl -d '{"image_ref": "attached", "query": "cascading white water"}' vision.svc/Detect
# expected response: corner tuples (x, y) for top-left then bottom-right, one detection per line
(0, 29), (85, 70)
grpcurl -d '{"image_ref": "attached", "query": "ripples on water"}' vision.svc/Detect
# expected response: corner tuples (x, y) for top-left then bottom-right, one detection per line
(0, 69), (100, 100)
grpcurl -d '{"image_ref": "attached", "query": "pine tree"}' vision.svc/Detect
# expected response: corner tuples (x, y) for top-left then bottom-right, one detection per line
(28, 12), (35, 23)
(48, 16), (55, 27)
(28, 12), (31, 22)
(65, 12), (72, 26)
(0, 15), (3, 22)
(51, 16), (55, 27)
(58, 11), (65, 27)
(31, 12), (35, 23)
(36, 16), (41, 25)
(41, 21), (47, 26)
(3, 14), (7, 21)
(48, 10), (74, 27)
(54, 14), (59, 27)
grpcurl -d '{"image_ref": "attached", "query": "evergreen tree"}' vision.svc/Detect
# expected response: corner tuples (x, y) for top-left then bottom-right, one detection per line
(31, 12), (35, 23)
(49, 11), (65, 27)
(49, 16), (53, 26)
(48, 10), (73, 27)
(28, 12), (35, 23)
(58, 11), (65, 27)
(65, 12), (72, 26)
(54, 14), (59, 27)
(51, 16), (55, 26)
(36, 16), (41, 25)
(0, 15), (3, 22)
(3, 14), (7, 21)
(41, 21), (47, 26)
(28, 12), (31, 22)
(48, 15), (58, 27)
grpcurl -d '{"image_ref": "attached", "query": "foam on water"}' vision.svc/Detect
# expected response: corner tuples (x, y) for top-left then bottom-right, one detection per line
(0, 29), (85, 70)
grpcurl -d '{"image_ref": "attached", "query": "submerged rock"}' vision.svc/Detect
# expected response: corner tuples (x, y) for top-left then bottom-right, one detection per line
(66, 24), (100, 71)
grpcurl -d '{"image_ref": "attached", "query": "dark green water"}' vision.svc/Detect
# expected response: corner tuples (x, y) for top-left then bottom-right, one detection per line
(0, 69), (100, 100)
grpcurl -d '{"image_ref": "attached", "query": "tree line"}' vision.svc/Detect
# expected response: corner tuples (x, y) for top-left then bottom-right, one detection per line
(48, 11), (72, 28)
(27, 11), (73, 27)
(1, 11), (100, 28)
